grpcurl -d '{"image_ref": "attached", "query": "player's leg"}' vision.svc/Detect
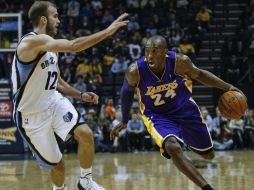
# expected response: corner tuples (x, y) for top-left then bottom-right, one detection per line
(180, 98), (215, 161)
(51, 159), (65, 189)
(163, 136), (213, 189)
(73, 124), (105, 190)
(73, 124), (94, 168)
(189, 147), (215, 160)
(52, 94), (105, 190)
(14, 110), (66, 190)
(141, 112), (213, 190)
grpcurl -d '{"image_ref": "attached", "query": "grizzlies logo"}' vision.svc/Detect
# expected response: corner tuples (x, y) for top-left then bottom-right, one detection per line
(63, 112), (73, 122)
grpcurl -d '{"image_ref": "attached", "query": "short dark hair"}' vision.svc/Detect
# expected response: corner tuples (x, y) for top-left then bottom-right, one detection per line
(28, 1), (56, 27)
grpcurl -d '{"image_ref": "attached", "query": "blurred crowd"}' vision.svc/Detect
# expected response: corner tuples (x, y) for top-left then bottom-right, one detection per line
(221, 0), (254, 84)
(1, 0), (254, 153)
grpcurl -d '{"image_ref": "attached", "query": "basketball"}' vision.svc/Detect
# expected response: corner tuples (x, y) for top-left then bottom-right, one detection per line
(218, 91), (248, 120)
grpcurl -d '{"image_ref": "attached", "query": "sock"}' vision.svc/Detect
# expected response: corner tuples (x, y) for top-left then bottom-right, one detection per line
(202, 184), (214, 190)
(80, 167), (92, 178)
(53, 184), (65, 190)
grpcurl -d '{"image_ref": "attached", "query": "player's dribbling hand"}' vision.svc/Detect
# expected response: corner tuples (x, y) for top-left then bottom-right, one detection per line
(228, 85), (247, 100)
(110, 122), (127, 140)
(106, 13), (129, 36)
(82, 92), (99, 104)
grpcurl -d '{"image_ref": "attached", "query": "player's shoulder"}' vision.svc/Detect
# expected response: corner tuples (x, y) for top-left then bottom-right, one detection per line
(126, 61), (139, 85)
(175, 53), (193, 68)
(176, 53), (190, 61)
(127, 61), (138, 74)
(25, 33), (51, 42)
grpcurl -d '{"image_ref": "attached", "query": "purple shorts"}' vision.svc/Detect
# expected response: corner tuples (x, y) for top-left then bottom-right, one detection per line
(141, 98), (213, 159)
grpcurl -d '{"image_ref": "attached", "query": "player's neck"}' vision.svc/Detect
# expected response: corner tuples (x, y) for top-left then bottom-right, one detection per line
(34, 27), (46, 35)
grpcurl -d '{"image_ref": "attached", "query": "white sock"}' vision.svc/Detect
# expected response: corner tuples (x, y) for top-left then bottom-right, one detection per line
(53, 184), (65, 190)
(80, 167), (92, 178)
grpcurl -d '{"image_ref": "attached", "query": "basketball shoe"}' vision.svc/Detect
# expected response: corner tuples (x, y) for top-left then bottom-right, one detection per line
(51, 184), (67, 190)
(77, 173), (105, 190)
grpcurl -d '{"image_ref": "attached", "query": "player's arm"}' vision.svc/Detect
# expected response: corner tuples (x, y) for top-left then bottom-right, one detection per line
(110, 62), (139, 139)
(18, 13), (128, 61)
(175, 54), (236, 91)
(57, 77), (98, 104)
(121, 62), (139, 123)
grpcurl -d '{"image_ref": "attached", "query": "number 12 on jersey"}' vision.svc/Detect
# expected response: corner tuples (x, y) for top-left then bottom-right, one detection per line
(45, 71), (58, 90)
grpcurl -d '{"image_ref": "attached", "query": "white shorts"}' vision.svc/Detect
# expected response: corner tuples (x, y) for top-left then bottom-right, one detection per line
(14, 94), (79, 169)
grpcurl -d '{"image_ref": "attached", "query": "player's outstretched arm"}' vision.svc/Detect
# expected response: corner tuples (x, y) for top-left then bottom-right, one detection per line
(110, 62), (139, 140)
(57, 77), (98, 104)
(175, 54), (242, 93)
(19, 13), (128, 56)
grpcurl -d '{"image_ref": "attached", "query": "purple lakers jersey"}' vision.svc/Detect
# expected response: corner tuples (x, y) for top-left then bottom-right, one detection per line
(136, 51), (192, 115)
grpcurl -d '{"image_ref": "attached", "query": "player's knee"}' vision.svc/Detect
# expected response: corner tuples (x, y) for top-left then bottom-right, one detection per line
(164, 137), (182, 157)
(74, 124), (93, 143)
(202, 151), (215, 160)
(53, 159), (65, 172)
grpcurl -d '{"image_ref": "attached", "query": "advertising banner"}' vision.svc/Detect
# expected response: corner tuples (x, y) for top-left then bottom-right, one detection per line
(0, 80), (24, 153)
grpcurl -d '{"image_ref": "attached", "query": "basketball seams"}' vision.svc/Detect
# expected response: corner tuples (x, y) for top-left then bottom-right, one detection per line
(229, 91), (243, 115)
(221, 94), (239, 118)
(218, 91), (248, 120)
(219, 95), (235, 119)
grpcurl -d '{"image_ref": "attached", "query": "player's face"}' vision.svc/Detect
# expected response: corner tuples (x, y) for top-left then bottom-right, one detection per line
(46, 6), (60, 36)
(145, 46), (167, 70)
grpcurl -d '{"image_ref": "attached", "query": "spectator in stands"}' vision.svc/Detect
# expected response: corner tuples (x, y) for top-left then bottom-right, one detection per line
(76, 101), (86, 122)
(169, 29), (181, 47)
(87, 75), (102, 100)
(229, 118), (245, 149)
(105, 99), (116, 120)
(85, 110), (102, 152)
(74, 75), (87, 93)
(127, 16), (140, 31)
(67, 0), (80, 17)
(128, 41), (142, 61)
(111, 56), (129, 74)
(98, 113), (113, 151)
(101, 10), (114, 26)
(195, 6), (211, 32)
(127, 113), (145, 152)
(63, 67), (72, 84)
(201, 107), (213, 132)
(179, 37), (196, 61)
(212, 119), (233, 150)
(226, 55), (240, 85)
(112, 111), (127, 152)
(75, 56), (90, 79)
(103, 48), (115, 66)
(211, 107), (227, 140)
(89, 58), (102, 77)
(244, 109), (254, 149)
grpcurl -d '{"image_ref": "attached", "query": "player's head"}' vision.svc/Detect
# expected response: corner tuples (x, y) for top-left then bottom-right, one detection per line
(28, 1), (60, 36)
(145, 35), (168, 69)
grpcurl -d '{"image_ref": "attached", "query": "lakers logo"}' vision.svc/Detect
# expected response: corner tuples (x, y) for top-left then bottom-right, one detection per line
(145, 80), (178, 106)
(145, 80), (178, 96)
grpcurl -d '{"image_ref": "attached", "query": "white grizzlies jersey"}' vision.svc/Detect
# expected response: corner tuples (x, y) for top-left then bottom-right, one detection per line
(11, 32), (59, 113)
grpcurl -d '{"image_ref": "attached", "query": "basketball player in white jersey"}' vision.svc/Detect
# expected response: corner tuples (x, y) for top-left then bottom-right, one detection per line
(11, 1), (128, 190)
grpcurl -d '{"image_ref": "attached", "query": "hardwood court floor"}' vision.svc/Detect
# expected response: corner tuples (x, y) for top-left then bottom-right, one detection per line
(0, 150), (254, 190)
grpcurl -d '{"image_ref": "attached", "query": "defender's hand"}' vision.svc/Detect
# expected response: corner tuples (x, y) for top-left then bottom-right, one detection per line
(110, 122), (127, 140)
(82, 92), (99, 104)
(106, 13), (129, 36)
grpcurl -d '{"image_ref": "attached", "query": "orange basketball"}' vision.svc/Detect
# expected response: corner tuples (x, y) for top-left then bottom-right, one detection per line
(218, 91), (248, 120)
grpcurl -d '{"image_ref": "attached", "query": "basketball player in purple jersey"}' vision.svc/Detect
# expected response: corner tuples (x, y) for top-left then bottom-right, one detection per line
(111, 35), (243, 190)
